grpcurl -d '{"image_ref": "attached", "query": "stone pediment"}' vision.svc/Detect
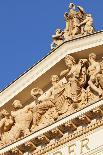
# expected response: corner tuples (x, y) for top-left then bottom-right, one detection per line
(0, 31), (103, 155)
(0, 3), (103, 155)
(0, 31), (103, 109)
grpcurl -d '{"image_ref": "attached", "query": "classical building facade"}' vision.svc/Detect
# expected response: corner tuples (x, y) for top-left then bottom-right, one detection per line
(0, 3), (103, 155)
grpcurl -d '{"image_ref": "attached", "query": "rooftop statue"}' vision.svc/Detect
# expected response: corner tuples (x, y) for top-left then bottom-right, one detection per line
(51, 29), (64, 49)
(51, 3), (95, 49)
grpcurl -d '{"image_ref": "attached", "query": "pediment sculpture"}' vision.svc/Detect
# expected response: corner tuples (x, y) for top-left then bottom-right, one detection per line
(0, 53), (103, 147)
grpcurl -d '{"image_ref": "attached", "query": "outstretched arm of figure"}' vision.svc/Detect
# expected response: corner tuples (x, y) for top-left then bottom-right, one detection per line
(66, 67), (75, 77)
(25, 102), (37, 111)
(0, 118), (5, 128)
(52, 32), (63, 39)
(79, 18), (88, 26)
(60, 69), (69, 77)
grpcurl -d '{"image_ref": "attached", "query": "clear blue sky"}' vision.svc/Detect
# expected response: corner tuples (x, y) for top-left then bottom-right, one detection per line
(0, 0), (103, 90)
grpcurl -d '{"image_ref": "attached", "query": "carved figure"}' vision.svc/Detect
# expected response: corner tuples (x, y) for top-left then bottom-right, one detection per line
(51, 29), (64, 49)
(64, 4), (87, 39)
(31, 75), (70, 131)
(77, 6), (86, 22)
(76, 6), (86, 34)
(88, 53), (102, 96)
(71, 15), (81, 37)
(31, 88), (56, 131)
(64, 3), (76, 35)
(63, 3), (95, 40)
(60, 55), (87, 108)
(79, 14), (94, 35)
(97, 61), (103, 91)
(48, 75), (69, 114)
(0, 110), (13, 140)
(1, 100), (35, 144)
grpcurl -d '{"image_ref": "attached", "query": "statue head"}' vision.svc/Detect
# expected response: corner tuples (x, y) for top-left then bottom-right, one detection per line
(87, 14), (92, 17)
(65, 55), (76, 68)
(77, 6), (85, 14)
(31, 88), (43, 100)
(69, 3), (75, 10)
(56, 29), (62, 34)
(51, 75), (59, 83)
(12, 100), (23, 109)
(0, 109), (9, 117)
(89, 53), (96, 62)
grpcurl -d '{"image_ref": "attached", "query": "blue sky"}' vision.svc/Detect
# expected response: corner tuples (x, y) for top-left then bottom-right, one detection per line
(0, 0), (103, 90)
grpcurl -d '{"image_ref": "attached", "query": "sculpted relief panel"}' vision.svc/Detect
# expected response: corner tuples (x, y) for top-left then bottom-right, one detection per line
(0, 53), (103, 147)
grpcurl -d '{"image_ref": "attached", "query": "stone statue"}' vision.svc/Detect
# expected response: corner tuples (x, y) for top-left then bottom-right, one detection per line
(31, 87), (56, 131)
(1, 100), (35, 144)
(63, 3), (95, 41)
(88, 53), (102, 95)
(31, 75), (70, 131)
(47, 75), (70, 115)
(60, 55), (87, 108)
(51, 29), (64, 49)
(96, 61), (103, 92)
(64, 3), (76, 35)
(0, 110), (13, 141)
(64, 4), (87, 39)
(87, 53), (103, 103)
(79, 14), (94, 35)
(51, 3), (95, 47)
(77, 6), (86, 22)
(76, 6), (86, 34)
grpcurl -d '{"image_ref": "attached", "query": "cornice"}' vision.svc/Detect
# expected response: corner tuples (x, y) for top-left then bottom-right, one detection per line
(0, 99), (103, 154)
(0, 31), (103, 107)
(33, 119), (103, 155)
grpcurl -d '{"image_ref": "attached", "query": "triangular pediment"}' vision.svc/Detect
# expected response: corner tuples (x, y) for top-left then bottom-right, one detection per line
(0, 31), (103, 109)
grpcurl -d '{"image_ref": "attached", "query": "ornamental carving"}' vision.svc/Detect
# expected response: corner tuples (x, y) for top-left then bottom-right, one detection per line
(51, 3), (95, 49)
(0, 53), (103, 148)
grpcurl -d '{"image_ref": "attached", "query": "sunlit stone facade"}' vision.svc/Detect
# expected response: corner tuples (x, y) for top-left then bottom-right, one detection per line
(0, 3), (103, 155)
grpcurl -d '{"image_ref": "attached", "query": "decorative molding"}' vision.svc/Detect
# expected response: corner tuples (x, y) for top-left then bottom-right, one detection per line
(0, 99), (103, 154)
(33, 120), (103, 155)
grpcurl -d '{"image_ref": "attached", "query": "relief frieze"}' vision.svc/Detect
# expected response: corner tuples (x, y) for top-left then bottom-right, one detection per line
(0, 53), (103, 149)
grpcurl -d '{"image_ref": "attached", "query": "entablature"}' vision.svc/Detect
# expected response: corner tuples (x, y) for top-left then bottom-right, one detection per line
(0, 99), (103, 155)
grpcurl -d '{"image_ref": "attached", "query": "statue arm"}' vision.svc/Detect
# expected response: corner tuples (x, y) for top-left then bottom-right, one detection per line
(0, 118), (5, 128)
(25, 102), (37, 111)
(67, 67), (75, 77)
(52, 33), (63, 39)
(11, 111), (17, 118)
(95, 63), (101, 75)
(79, 18), (88, 26)
(60, 69), (69, 77)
